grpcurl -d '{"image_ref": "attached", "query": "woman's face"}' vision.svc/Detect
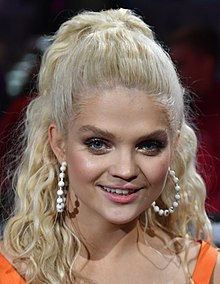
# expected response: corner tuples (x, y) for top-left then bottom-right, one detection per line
(51, 87), (176, 225)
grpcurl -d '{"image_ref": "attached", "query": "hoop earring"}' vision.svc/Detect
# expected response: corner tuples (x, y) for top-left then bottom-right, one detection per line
(152, 168), (180, 216)
(56, 161), (67, 213)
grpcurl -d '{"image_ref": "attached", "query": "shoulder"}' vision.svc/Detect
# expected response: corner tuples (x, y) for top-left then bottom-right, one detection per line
(0, 239), (13, 264)
(178, 239), (218, 282)
(0, 240), (14, 273)
(212, 250), (220, 284)
(191, 240), (219, 284)
(180, 239), (201, 274)
(0, 240), (25, 283)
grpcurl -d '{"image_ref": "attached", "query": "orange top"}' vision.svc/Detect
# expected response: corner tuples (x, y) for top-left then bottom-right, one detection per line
(0, 241), (218, 283)
(192, 240), (218, 284)
(0, 253), (25, 284)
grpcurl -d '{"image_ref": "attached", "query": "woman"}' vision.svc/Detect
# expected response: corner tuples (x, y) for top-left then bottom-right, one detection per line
(0, 8), (219, 283)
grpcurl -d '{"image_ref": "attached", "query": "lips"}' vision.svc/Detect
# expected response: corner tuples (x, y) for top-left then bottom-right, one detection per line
(99, 185), (142, 204)
(100, 186), (141, 195)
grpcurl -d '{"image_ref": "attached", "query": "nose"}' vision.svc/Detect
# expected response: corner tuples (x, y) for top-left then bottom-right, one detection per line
(108, 150), (140, 181)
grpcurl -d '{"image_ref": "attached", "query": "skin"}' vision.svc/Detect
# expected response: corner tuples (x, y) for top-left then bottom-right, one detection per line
(50, 87), (174, 228)
(49, 86), (220, 283)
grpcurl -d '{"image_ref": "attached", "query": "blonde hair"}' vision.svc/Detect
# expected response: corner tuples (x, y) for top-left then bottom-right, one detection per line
(4, 8), (212, 283)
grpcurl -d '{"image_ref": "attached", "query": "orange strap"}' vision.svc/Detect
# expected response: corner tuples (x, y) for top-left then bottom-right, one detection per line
(192, 240), (218, 284)
(0, 253), (25, 284)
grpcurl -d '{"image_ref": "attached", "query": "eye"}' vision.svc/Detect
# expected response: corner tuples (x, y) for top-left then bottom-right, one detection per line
(137, 140), (167, 156)
(84, 138), (111, 154)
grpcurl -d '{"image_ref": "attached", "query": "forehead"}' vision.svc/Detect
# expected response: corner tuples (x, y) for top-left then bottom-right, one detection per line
(69, 87), (171, 137)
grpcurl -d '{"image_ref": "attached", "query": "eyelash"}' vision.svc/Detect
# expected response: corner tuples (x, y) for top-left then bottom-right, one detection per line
(136, 140), (167, 156)
(84, 138), (167, 156)
(84, 138), (111, 154)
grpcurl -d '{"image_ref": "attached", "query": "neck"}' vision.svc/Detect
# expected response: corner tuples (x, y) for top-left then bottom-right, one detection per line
(66, 214), (139, 261)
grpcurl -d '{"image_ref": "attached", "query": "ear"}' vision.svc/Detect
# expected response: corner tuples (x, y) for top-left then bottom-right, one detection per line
(170, 130), (180, 161)
(49, 124), (66, 163)
(174, 130), (180, 148)
(173, 130), (180, 152)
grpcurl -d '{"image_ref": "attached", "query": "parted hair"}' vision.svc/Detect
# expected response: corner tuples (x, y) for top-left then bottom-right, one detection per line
(3, 8), (212, 283)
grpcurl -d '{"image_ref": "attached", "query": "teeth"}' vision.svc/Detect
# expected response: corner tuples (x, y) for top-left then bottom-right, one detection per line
(116, 189), (129, 195)
(103, 187), (131, 195)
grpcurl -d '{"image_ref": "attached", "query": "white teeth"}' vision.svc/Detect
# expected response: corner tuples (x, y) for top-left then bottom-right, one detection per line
(102, 187), (131, 195)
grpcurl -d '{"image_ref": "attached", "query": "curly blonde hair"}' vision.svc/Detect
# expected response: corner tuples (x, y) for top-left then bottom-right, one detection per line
(3, 8), (212, 283)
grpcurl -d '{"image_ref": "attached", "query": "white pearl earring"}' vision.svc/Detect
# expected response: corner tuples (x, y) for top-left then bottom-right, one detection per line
(152, 168), (180, 216)
(56, 161), (67, 213)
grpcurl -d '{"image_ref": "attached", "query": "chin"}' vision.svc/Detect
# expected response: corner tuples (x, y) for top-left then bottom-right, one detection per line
(103, 210), (142, 226)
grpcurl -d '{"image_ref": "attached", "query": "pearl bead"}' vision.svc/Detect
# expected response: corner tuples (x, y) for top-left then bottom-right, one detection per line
(154, 206), (159, 212)
(58, 180), (64, 187)
(57, 189), (63, 195)
(60, 165), (66, 172)
(57, 197), (63, 203)
(175, 185), (180, 191)
(175, 194), (180, 200)
(173, 177), (179, 183)
(59, 172), (65, 178)
(56, 203), (64, 209)
(169, 207), (174, 214)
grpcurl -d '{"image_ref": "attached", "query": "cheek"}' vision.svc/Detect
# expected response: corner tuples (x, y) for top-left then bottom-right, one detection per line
(153, 160), (169, 184)
(66, 151), (102, 186)
(142, 155), (170, 189)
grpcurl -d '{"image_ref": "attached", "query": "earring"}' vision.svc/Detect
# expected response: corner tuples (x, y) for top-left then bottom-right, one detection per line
(56, 161), (67, 213)
(152, 168), (180, 216)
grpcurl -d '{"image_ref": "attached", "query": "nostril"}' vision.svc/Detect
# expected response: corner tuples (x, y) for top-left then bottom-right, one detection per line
(108, 152), (140, 180)
(110, 166), (139, 181)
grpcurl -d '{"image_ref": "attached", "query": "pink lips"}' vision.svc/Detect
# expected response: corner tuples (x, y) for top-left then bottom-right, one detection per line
(100, 185), (141, 204)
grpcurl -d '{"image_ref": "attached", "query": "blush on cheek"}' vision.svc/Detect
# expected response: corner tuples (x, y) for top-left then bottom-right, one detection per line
(67, 153), (102, 184)
(147, 160), (169, 189)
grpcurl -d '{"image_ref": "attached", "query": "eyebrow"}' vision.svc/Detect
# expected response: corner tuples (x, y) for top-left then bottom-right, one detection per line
(78, 125), (115, 139)
(78, 125), (168, 141)
(137, 130), (168, 141)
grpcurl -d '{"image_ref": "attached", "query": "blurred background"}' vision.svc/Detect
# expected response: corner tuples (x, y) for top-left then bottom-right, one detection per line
(0, 0), (220, 244)
(0, 0), (220, 104)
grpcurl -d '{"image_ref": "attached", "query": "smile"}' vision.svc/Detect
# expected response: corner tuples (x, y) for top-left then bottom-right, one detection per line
(101, 186), (140, 195)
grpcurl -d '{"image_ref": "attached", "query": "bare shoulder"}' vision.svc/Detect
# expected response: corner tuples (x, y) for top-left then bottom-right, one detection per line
(213, 250), (220, 284)
(0, 239), (14, 264)
(0, 239), (6, 255)
(179, 239), (201, 275)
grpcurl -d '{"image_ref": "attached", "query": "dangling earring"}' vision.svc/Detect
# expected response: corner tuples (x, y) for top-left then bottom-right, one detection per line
(152, 168), (180, 216)
(56, 161), (67, 213)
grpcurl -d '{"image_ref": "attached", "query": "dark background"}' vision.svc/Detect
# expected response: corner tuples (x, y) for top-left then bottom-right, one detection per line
(0, 0), (220, 106)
